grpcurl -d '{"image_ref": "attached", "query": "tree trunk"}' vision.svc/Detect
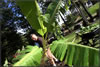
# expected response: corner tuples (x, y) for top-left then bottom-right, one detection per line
(79, 0), (94, 22)
(72, 1), (89, 26)
(91, 1), (97, 5)
(59, 12), (71, 32)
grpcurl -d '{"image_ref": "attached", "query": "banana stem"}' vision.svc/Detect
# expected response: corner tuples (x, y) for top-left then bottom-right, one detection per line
(40, 33), (48, 66)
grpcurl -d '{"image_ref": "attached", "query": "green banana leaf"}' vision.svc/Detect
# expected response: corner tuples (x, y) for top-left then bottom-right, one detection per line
(16, 0), (66, 35)
(12, 45), (35, 63)
(50, 41), (100, 67)
(50, 39), (68, 61)
(16, 0), (47, 36)
(13, 41), (99, 66)
(44, 0), (62, 32)
(14, 46), (42, 66)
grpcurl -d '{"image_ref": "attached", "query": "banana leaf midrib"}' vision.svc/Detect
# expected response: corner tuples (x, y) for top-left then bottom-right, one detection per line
(14, 47), (42, 66)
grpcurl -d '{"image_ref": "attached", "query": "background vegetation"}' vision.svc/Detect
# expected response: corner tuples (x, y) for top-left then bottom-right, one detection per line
(1, 0), (99, 67)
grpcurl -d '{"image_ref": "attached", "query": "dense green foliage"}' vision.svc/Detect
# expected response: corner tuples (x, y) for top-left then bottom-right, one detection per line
(79, 20), (99, 35)
(2, 0), (99, 66)
(12, 40), (99, 66)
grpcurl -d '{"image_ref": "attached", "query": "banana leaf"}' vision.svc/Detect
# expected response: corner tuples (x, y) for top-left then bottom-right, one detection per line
(13, 46), (42, 66)
(50, 41), (100, 67)
(50, 41), (68, 61)
(13, 41), (99, 67)
(44, 0), (62, 32)
(12, 45), (35, 63)
(16, 0), (47, 36)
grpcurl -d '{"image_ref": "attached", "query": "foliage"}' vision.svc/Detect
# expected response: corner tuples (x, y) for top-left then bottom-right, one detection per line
(16, 0), (47, 36)
(12, 45), (33, 63)
(1, 8), (24, 66)
(88, 2), (99, 14)
(50, 40), (100, 66)
(13, 46), (42, 66)
(1, 1), (34, 66)
(15, 0), (65, 65)
(79, 20), (99, 35)
(3, 0), (99, 66)
(3, 59), (8, 67)
(50, 39), (68, 61)
(44, 0), (62, 32)
(13, 39), (99, 66)
(53, 25), (63, 40)
(16, 0), (71, 36)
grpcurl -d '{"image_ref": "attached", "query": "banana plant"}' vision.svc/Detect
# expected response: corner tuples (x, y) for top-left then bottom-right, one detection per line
(15, 0), (64, 66)
(12, 0), (99, 66)
(13, 40), (99, 66)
